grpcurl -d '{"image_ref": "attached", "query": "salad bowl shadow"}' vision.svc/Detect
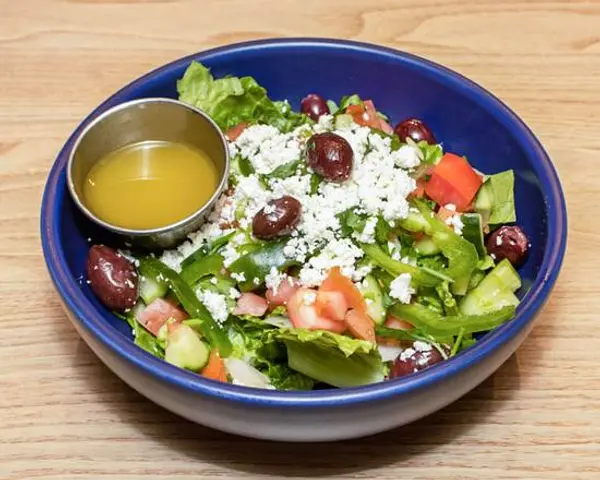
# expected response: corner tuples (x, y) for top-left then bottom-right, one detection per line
(41, 38), (567, 442)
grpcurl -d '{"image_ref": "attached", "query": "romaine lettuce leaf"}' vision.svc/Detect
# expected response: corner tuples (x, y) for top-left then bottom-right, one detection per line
(486, 170), (516, 225)
(275, 329), (385, 388)
(228, 317), (314, 390)
(177, 61), (310, 132)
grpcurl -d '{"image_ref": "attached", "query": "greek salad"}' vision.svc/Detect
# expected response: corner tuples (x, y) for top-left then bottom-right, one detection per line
(86, 61), (530, 390)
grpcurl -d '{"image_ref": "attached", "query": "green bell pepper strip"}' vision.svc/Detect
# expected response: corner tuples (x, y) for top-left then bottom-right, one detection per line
(361, 243), (447, 287)
(228, 240), (299, 291)
(412, 199), (479, 281)
(180, 254), (224, 286)
(139, 257), (232, 357)
(390, 302), (515, 337)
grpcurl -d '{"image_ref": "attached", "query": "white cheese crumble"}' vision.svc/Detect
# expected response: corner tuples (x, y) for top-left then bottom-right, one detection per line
(399, 348), (416, 361)
(389, 273), (415, 304)
(196, 290), (229, 324)
(414, 340), (433, 352)
(445, 213), (464, 235)
(265, 267), (286, 293)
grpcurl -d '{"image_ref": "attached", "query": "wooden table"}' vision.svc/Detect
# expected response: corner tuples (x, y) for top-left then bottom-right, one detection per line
(2, 1), (599, 478)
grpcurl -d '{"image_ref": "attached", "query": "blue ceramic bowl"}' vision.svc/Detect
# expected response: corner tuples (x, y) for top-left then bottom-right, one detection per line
(41, 38), (567, 442)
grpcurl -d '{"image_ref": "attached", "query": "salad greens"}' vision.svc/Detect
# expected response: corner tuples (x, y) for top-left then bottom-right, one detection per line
(93, 61), (527, 390)
(177, 61), (310, 132)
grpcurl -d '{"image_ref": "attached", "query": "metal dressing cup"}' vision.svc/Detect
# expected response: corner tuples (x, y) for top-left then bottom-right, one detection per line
(67, 98), (230, 250)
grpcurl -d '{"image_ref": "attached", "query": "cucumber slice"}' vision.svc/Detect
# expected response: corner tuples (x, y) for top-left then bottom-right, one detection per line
(334, 114), (354, 130)
(359, 275), (386, 325)
(415, 236), (441, 256)
(459, 260), (521, 315)
(461, 213), (486, 258)
(475, 182), (494, 222)
(138, 271), (168, 305)
(486, 258), (521, 292)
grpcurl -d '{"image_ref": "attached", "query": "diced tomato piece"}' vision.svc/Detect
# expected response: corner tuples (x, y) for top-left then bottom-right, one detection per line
(201, 350), (228, 382)
(265, 278), (300, 308)
(320, 267), (368, 313)
(346, 100), (391, 133)
(315, 290), (348, 321)
(345, 309), (376, 342)
(137, 298), (188, 336)
(233, 292), (268, 317)
(425, 153), (482, 211)
(384, 314), (414, 331)
(287, 288), (346, 333)
(413, 231), (425, 241)
(225, 122), (248, 141)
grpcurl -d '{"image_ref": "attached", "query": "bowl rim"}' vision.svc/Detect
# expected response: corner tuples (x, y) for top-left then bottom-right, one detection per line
(41, 37), (567, 408)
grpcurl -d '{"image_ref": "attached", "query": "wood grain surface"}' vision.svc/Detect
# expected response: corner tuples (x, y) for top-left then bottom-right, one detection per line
(1, 1), (599, 478)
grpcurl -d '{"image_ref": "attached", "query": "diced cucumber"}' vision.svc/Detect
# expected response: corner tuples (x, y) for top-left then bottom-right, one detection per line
(451, 274), (471, 296)
(164, 324), (209, 371)
(399, 211), (431, 233)
(468, 270), (486, 291)
(486, 258), (522, 292)
(334, 113), (354, 130)
(138, 262), (168, 305)
(359, 274), (386, 325)
(139, 275), (168, 305)
(461, 213), (486, 258)
(415, 236), (441, 256)
(459, 261), (521, 316)
(475, 182), (494, 216)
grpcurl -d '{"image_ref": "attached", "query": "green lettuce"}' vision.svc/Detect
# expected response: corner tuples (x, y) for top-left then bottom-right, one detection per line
(276, 329), (384, 388)
(177, 61), (310, 132)
(486, 170), (516, 225)
(228, 318), (314, 391)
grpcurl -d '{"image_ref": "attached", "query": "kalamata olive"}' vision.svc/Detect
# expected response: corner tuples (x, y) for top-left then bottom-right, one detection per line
(389, 343), (444, 379)
(300, 94), (330, 122)
(252, 196), (302, 240)
(486, 225), (530, 266)
(87, 245), (139, 311)
(394, 118), (436, 145)
(306, 132), (353, 183)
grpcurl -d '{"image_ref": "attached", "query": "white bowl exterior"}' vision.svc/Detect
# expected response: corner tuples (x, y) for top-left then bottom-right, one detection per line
(63, 304), (533, 442)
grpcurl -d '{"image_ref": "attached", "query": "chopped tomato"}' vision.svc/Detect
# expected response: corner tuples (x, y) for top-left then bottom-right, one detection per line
(425, 153), (483, 211)
(201, 350), (228, 382)
(233, 292), (268, 317)
(225, 122), (248, 141)
(384, 314), (414, 331)
(315, 290), (348, 322)
(320, 267), (368, 313)
(346, 100), (391, 133)
(137, 298), (188, 336)
(345, 309), (376, 342)
(287, 288), (346, 333)
(265, 278), (300, 308)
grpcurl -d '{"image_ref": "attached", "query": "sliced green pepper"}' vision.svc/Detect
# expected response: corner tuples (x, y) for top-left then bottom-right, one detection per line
(139, 257), (232, 357)
(180, 254), (224, 286)
(361, 243), (444, 287)
(228, 240), (299, 291)
(390, 302), (515, 337)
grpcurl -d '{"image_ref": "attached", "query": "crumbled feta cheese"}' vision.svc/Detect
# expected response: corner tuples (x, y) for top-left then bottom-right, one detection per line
(229, 287), (241, 299)
(230, 271), (246, 283)
(210, 277), (218, 285)
(393, 145), (421, 169)
(444, 204), (457, 212)
(196, 290), (229, 324)
(445, 213), (464, 235)
(496, 235), (503, 246)
(414, 340), (433, 352)
(265, 267), (285, 293)
(298, 238), (365, 287)
(400, 348), (416, 361)
(389, 273), (415, 304)
(354, 216), (378, 244)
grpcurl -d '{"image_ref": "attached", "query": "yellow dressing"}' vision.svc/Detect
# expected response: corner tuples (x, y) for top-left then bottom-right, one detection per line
(83, 141), (218, 230)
